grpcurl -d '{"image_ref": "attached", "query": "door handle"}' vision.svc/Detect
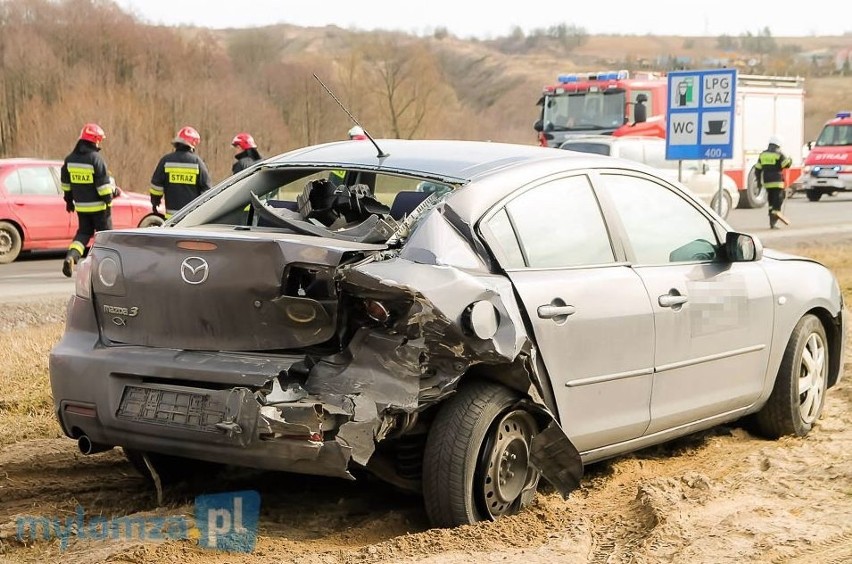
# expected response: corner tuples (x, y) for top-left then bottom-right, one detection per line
(658, 294), (688, 308)
(537, 304), (576, 319)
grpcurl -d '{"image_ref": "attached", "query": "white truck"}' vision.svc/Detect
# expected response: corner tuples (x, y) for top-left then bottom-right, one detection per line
(536, 71), (806, 208)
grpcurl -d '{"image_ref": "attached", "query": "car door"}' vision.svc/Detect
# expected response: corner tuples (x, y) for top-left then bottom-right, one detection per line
(2, 164), (71, 243)
(479, 173), (655, 453)
(599, 172), (774, 434)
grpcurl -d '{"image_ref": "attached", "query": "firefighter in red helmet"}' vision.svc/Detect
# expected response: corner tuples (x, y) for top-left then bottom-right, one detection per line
(149, 126), (211, 219)
(231, 132), (263, 174)
(60, 123), (113, 277)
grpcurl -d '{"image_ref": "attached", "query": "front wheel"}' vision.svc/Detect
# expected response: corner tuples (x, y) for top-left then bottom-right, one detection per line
(737, 167), (768, 209)
(710, 190), (733, 219)
(753, 314), (828, 439)
(422, 380), (540, 528)
(806, 189), (823, 202)
(0, 221), (23, 264)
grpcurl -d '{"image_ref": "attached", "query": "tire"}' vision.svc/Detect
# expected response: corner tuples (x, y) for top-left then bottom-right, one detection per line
(806, 190), (822, 202)
(0, 221), (22, 264)
(710, 190), (733, 219)
(124, 448), (223, 484)
(736, 167), (768, 209)
(422, 380), (540, 528)
(137, 214), (164, 228)
(753, 314), (828, 439)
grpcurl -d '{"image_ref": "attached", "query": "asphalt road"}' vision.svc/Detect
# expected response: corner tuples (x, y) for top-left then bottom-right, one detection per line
(1, 192), (850, 303)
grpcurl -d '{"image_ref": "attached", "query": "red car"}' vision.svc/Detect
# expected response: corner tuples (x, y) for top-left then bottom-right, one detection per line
(0, 158), (163, 264)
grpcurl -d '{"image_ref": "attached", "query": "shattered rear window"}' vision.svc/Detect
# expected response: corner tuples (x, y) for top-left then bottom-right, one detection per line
(172, 167), (455, 245)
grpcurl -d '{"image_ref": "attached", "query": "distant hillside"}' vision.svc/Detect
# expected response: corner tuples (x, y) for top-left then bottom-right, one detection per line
(1, 0), (850, 193)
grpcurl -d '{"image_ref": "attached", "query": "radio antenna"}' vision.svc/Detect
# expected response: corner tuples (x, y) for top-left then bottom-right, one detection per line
(313, 74), (389, 158)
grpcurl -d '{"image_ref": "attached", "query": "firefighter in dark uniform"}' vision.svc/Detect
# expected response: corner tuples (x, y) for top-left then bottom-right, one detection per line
(60, 123), (113, 277)
(754, 136), (792, 229)
(231, 132), (263, 174)
(149, 126), (211, 219)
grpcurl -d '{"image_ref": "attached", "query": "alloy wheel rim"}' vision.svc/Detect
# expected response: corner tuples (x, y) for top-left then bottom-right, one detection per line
(798, 332), (826, 424)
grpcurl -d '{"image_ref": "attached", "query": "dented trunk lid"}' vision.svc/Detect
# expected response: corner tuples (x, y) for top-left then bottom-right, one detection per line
(91, 227), (385, 351)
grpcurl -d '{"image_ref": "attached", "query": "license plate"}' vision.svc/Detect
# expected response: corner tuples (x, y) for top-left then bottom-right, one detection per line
(117, 385), (225, 432)
(816, 169), (837, 178)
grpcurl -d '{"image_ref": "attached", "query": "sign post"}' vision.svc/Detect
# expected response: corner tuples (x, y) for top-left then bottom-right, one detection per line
(665, 69), (737, 215)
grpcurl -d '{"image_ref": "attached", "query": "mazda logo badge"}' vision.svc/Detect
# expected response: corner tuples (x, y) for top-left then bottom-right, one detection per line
(180, 257), (209, 285)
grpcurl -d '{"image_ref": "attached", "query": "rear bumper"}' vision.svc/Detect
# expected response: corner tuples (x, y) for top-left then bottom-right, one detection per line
(49, 297), (361, 479)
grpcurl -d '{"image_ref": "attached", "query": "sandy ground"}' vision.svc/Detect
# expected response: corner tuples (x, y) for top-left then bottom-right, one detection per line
(1, 253), (851, 563)
(0, 368), (849, 564)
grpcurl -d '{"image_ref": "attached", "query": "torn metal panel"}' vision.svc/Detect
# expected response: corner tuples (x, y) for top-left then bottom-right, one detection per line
(529, 420), (584, 495)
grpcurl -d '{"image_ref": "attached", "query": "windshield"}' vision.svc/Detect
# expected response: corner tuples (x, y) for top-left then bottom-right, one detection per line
(543, 90), (627, 131)
(170, 166), (454, 245)
(815, 124), (852, 147)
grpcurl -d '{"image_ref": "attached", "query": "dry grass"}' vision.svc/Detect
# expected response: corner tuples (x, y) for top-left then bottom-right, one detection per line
(0, 323), (65, 446)
(0, 243), (850, 448)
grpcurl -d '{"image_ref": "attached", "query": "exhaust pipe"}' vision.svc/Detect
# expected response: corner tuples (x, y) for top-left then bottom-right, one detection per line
(77, 435), (113, 455)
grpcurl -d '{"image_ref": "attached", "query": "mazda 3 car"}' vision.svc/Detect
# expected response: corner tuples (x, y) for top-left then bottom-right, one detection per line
(50, 139), (845, 528)
(0, 158), (164, 263)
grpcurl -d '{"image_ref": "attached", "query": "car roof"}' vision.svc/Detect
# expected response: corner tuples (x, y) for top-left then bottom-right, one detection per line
(0, 158), (62, 167)
(266, 139), (609, 184)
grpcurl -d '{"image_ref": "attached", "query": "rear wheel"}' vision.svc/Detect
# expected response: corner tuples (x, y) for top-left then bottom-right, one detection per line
(137, 214), (164, 228)
(422, 380), (540, 528)
(0, 221), (22, 264)
(753, 314), (828, 438)
(806, 189), (823, 202)
(737, 167), (768, 209)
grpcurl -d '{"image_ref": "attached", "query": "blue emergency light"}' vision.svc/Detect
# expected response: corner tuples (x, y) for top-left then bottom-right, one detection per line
(836, 111), (851, 119)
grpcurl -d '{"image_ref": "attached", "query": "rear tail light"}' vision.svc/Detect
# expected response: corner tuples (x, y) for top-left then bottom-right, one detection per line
(75, 257), (93, 299)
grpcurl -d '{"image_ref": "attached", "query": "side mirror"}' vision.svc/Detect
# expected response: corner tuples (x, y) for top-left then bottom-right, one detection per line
(533, 120), (543, 132)
(806, 141), (814, 150)
(725, 231), (762, 262)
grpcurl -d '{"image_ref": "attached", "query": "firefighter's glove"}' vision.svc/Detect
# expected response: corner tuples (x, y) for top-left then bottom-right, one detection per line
(66, 201), (75, 213)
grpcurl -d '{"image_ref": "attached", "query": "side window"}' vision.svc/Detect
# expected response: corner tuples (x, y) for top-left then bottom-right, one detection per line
(3, 170), (22, 195)
(604, 174), (720, 264)
(495, 175), (614, 269)
(17, 166), (60, 196)
(483, 208), (525, 269)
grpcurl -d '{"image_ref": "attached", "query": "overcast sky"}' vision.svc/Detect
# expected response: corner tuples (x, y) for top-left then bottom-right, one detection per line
(113, 1), (851, 38)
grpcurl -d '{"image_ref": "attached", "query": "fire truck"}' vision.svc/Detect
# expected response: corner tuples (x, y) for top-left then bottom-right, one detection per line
(535, 70), (805, 208)
(799, 111), (852, 201)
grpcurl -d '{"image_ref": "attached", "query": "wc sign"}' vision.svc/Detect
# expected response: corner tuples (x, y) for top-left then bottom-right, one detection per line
(666, 69), (737, 160)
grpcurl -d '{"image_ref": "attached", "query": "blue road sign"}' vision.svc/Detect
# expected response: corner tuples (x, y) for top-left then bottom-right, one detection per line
(665, 69), (737, 160)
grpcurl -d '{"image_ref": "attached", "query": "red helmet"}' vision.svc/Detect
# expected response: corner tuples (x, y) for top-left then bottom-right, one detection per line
(348, 125), (368, 140)
(173, 126), (201, 149)
(231, 132), (257, 150)
(79, 123), (106, 144)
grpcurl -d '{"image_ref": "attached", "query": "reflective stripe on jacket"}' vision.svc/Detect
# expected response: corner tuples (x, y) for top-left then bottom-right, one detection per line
(755, 149), (792, 189)
(60, 141), (112, 213)
(150, 147), (211, 213)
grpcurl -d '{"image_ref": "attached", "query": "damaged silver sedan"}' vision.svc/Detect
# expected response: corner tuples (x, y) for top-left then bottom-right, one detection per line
(50, 139), (845, 528)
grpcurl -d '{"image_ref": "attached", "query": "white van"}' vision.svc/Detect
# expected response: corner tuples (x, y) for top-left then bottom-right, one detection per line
(560, 135), (739, 219)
